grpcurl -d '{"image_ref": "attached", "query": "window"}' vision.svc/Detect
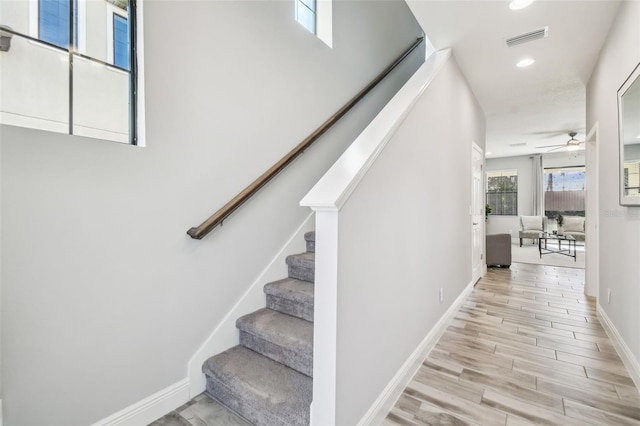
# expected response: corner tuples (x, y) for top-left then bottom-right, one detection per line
(544, 166), (585, 218)
(112, 14), (129, 70)
(623, 161), (640, 196)
(38, 0), (75, 49)
(1, 0), (139, 145)
(294, 0), (332, 47)
(295, 0), (316, 34)
(544, 167), (585, 192)
(486, 170), (518, 215)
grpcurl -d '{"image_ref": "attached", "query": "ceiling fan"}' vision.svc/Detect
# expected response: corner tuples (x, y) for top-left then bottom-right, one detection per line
(535, 132), (584, 152)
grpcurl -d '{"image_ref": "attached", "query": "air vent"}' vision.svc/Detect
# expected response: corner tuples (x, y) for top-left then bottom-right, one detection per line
(506, 27), (548, 47)
(509, 142), (527, 147)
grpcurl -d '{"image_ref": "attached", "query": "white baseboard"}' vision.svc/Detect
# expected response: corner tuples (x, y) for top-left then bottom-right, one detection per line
(597, 304), (640, 390)
(90, 378), (190, 426)
(187, 213), (316, 396)
(357, 279), (477, 425)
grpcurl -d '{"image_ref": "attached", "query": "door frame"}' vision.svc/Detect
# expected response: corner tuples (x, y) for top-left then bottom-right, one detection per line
(585, 123), (599, 298)
(471, 141), (486, 282)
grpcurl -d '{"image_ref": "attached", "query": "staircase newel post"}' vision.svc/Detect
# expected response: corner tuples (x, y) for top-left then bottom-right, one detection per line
(308, 208), (339, 426)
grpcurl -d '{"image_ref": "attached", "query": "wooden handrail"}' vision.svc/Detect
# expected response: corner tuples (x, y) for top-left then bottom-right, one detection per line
(187, 36), (424, 239)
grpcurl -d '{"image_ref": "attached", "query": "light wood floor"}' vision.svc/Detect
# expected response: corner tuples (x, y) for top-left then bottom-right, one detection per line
(385, 263), (640, 426)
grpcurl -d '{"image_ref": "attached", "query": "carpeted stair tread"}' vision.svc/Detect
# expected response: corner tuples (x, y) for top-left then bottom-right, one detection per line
(237, 308), (313, 376)
(264, 278), (314, 305)
(264, 278), (314, 322)
(304, 232), (315, 253)
(203, 345), (312, 426)
(286, 252), (315, 283)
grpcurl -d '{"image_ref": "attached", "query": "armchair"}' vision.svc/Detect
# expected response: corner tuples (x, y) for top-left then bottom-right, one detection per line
(519, 216), (547, 247)
(562, 216), (585, 242)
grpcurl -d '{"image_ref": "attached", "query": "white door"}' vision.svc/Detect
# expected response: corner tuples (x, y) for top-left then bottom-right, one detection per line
(471, 143), (484, 283)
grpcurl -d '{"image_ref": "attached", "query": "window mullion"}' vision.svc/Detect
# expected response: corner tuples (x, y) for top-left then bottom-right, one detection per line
(68, 0), (74, 135)
(129, 0), (137, 145)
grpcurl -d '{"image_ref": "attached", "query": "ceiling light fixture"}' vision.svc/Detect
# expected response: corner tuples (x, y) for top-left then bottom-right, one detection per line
(516, 58), (535, 68)
(486, 152), (493, 155)
(509, 0), (534, 10)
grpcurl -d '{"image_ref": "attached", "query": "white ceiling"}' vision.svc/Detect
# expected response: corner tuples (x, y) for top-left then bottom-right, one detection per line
(406, 0), (622, 158)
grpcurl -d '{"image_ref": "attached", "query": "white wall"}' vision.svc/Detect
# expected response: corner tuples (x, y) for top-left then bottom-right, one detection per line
(0, 1), (424, 424)
(586, 0), (640, 377)
(485, 155), (534, 237)
(327, 54), (484, 425)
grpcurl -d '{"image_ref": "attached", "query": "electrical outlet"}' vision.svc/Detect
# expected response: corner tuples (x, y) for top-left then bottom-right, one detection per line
(439, 288), (444, 303)
(607, 288), (611, 304)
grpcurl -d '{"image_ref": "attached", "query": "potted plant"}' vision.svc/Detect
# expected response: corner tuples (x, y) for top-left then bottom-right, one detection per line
(556, 214), (564, 235)
(485, 204), (492, 220)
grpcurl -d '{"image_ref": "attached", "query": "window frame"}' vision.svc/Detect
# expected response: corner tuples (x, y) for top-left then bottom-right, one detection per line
(112, 13), (129, 69)
(38, 0), (72, 49)
(106, 3), (129, 70)
(294, 0), (332, 48)
(543, 166), (586, 219)
(486, 169), (518, 216)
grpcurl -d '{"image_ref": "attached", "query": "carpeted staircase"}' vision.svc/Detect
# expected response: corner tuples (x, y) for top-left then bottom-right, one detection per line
(202, 231), (315, 426)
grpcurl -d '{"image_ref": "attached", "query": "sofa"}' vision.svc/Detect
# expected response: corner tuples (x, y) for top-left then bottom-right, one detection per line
(486, 233), (511, 267)
(519, 216), (548, 247)
(562, 216), (585, 242)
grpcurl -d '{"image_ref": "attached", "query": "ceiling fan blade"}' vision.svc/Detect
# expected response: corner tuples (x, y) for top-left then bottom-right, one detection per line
(535, 144), (565, 149)
(530, 129), (575, 138)
(547, 146), (565, 152)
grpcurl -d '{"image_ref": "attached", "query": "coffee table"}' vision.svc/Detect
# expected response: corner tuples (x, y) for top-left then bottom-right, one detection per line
(538, 233), (576, 261)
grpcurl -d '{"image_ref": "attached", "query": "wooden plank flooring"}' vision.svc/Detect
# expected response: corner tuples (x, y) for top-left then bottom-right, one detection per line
(385, 263), (640, 426)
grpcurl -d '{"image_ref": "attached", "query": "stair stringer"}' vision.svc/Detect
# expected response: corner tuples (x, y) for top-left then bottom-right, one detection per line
(187, 213), (315, 397)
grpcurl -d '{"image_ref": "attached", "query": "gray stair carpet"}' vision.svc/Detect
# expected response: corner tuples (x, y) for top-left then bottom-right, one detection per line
(237, 308), (313, 377)
(304, 231), (315, 253)
(286, 252), (315, 283)
(203, 346), (312, 426)
(265, 278), (314, 322)
(203, 231), (315, 426)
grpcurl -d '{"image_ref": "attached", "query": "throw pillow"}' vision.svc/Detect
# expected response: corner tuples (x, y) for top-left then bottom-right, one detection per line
(521, 216), (543, 231)
(563, 217), (584, 232)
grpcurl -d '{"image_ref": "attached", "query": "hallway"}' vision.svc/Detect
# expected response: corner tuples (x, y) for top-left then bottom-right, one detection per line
(385, 263), (640, 425)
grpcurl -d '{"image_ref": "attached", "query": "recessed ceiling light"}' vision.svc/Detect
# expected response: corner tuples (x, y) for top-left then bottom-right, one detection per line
(509, 0), (534, 10)
(637, 135), (640, 139)
(516, 58), (535, 68)
(486, 152), (493, 155)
